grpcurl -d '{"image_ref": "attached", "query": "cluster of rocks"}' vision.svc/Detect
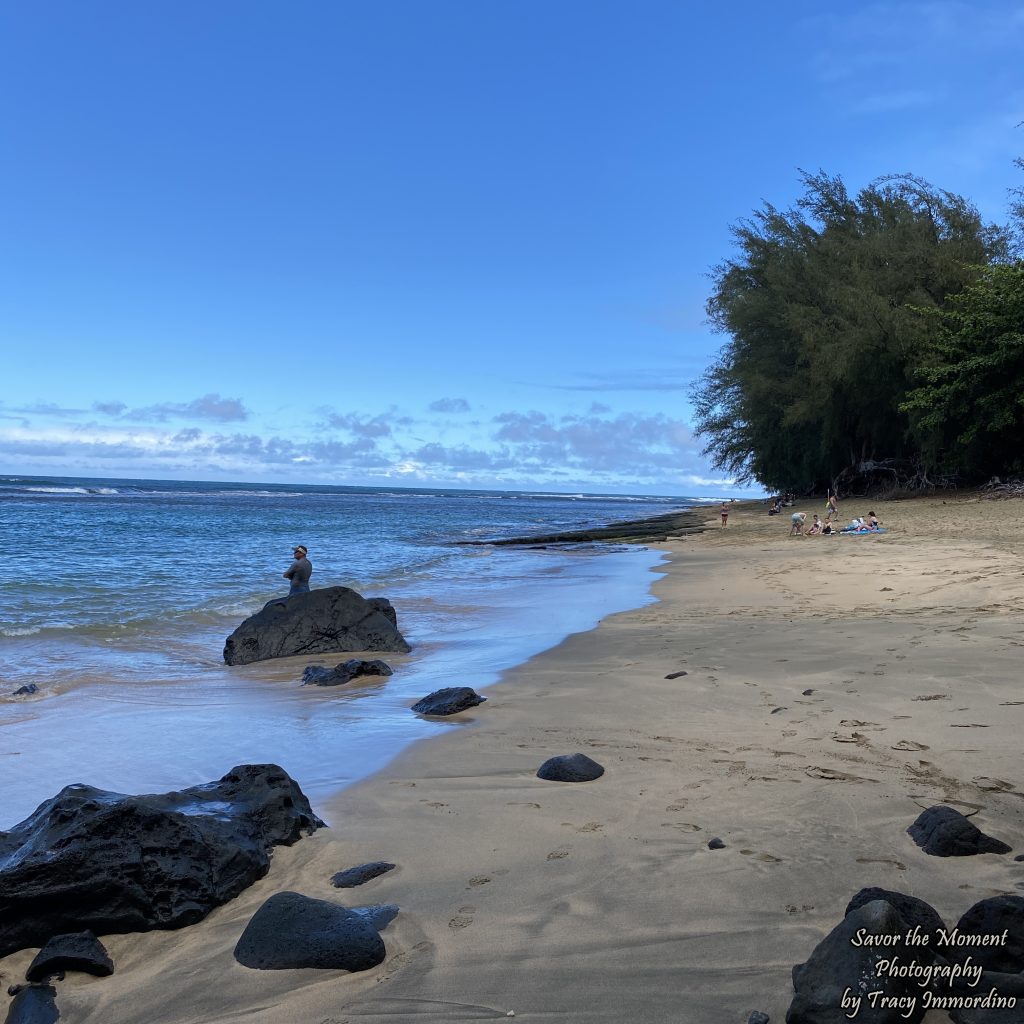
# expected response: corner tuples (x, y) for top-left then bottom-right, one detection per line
(788, 890), (1024, 1024)
(0, 584), (618, 1019)
(786, 805), (1020, 1023)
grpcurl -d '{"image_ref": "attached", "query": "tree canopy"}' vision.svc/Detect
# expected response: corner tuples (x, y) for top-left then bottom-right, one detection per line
(691, 171), (1010, 493)
(902, 262), (1024, 477)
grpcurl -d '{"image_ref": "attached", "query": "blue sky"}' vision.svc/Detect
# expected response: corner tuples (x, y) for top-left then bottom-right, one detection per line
(1, 1), (1022, 495)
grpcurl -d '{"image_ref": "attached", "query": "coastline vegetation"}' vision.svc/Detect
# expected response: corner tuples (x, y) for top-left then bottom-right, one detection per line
(691, 163), (1024, 495)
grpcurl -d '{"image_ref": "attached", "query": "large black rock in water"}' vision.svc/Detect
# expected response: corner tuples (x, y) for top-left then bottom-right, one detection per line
(0, 764), (324, 958)
(224, 587), (411, 666)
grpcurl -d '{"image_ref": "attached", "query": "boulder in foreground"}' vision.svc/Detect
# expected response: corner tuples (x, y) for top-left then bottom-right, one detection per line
(787, 899), (940, 1023)
(224, 587), (410, 666)
(411, 687), (486, 716)
(234, 892), (396, 971)
(4, 985), (59, 1024)
(537, 753), (605, 782)
(302, 658), (394, 687)
(26, 930), (114, 982)
(907, 805), (1011, 857)
(0, 764), (324, 958)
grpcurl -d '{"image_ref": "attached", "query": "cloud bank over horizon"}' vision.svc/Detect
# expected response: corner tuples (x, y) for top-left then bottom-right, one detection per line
(0, 392), (747, 495)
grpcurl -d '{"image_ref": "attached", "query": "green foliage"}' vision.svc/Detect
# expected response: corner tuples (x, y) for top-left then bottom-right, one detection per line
(691, 171), (1007, 491)
(902, 263), (1024, 475)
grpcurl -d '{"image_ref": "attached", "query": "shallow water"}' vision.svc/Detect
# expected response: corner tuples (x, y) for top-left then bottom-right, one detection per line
(0, 476), (691, 826)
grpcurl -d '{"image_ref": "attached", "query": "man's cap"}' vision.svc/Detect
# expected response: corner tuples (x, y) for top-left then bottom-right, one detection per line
(294, 545), (308, 555)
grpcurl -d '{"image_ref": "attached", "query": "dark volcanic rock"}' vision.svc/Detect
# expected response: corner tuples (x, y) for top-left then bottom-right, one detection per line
(664, 671), (688, 679)
(26, 931), (113, 982)
(748, 1014), (770, 1024)
(410, 687), (486, 716)
(787, 900), (939, 1023)
(302, 659), (394, 687)
(707, 837), (726, 850)
(4, 985), (58, 1024)
(536, 753), (605, 783)
(907, 805), (1011, 857)
(233, 892), (394, 971)
(0, 764), (323, 958)
(4, 985), (59, 1024)
(223, 587), (410, 666)
(331, 862), (397, 888)
(845, 888), (947, 942)
(12, 684), (38, 696)
(947, 896), (1024, 973)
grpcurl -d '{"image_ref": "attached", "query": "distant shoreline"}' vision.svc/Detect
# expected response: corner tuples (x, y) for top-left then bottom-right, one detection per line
(458, 505), (709, 546)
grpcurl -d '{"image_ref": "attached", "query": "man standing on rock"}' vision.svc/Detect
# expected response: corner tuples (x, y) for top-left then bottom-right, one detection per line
(283, 545), (312, 596)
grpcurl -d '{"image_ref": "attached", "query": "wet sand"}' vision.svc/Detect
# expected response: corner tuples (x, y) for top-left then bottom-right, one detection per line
(3, 492), (1024, 1022)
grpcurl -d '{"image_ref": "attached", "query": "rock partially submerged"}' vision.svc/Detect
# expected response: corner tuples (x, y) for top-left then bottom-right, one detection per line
(907, 805), (1011, 857)
(0, 764), (323, 958)
(411, 687), (486, 716)
(331, 862), (397, 888)
(223, 587), (410, 666)
(26, 931), (114, 982)
(536, 753), (605, 783)
(234, 892), (396, 971)
(302, 659), (393, 687)
(11, 684), (38, 696)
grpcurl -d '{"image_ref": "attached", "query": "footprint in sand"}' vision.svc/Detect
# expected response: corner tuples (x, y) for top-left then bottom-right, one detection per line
(973, 777), (1015, 792)
(856, 857), (906, 870)
(665, 803), (688, 812)
(913, 694), (949, 702)
(950, 723), (991, 728)
(805, 766), (878, 783)
(449, 915), (474, 929)
(891, 739), (929, 751)
(506, 801), (541, 809)
(546, 849), (570, 860)
(832, 732), (866, 745)
(467, 876), (491, 887)
(661, 822), (702, 832)
(561, 821), (603, 833)
(739, 850), (782, 863)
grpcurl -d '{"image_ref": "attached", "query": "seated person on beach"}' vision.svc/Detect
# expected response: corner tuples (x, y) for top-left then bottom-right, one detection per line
(867, 510), (880, 529)
(284, 545), (313, 595)
(822, 520), (835, 535)
(768, 497), (782, 515)
(789, 511), (807, 536)
(807, 515), (822, 535)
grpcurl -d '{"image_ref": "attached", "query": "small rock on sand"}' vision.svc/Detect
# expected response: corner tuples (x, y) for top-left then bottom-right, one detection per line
(536, 753), (604, 783)
(26, 930), (114, 982)
(330, 862), (397, 888)
(907, 805), (1011, 857)
(234, 891), (395, 971)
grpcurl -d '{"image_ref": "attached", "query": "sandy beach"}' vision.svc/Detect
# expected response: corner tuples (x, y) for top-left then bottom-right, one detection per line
(4, 492), (1024, 1023)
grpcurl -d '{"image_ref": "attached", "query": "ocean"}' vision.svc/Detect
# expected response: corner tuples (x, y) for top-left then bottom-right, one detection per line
(0, 475), (710, 825)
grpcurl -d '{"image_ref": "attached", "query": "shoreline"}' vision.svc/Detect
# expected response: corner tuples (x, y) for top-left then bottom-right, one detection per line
(4, 493), (1024, 1022)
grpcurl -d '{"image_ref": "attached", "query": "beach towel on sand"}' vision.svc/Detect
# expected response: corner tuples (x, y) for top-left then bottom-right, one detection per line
(839, 527), (888, 535)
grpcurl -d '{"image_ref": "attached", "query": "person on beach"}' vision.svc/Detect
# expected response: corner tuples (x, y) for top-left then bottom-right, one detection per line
(720, 501), (730, 527)
(826, 493), (838, 521)
(284, 545), (312, 595)
(867, 510), (880, 529)
(822, 519), (835, 535)
(807, 514), (822, 535)
(789, 511), (807, 536)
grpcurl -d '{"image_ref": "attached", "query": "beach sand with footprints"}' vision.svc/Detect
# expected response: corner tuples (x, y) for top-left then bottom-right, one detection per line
(3, 492), (1024, 1022)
